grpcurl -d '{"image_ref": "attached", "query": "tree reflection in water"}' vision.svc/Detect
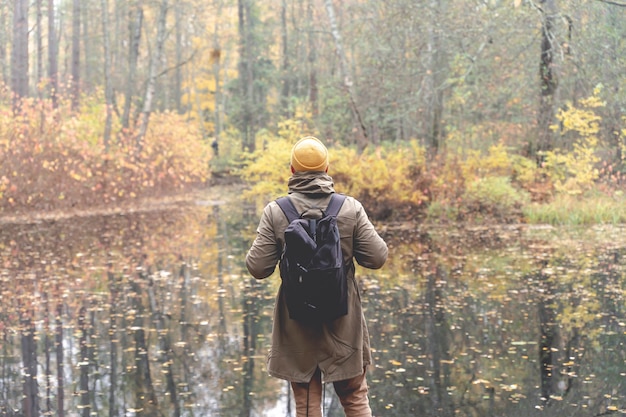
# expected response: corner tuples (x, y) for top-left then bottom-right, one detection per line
(0, 201), (625, 417)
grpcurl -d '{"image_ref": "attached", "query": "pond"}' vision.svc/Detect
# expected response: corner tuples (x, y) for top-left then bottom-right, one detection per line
(1, 186), (625, 417)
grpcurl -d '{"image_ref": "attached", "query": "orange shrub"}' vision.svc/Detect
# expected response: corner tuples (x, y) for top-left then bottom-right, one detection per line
(0, 97), (211, 213)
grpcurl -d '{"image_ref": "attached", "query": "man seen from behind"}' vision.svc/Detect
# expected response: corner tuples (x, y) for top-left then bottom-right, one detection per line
(246, 136), (388, 417)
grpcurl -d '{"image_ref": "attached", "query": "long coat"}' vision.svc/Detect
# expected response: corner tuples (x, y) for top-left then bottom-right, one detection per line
(246, 171), (388, 383)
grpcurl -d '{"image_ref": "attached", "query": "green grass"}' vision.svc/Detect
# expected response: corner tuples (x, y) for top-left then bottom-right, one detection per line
(523, 192), (626, 225)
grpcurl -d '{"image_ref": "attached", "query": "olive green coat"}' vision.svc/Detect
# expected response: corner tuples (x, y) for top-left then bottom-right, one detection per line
(245, 171), (388, 383)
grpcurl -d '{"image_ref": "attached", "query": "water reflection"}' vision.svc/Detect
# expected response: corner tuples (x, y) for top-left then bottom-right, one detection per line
(1, 198), (625, 417)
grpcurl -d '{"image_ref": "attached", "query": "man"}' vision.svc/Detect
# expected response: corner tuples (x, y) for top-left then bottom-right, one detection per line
(246, 136), (388, 417)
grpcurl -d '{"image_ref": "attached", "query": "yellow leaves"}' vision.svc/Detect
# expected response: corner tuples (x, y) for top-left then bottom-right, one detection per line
(241, 132), (429, 218)
(240, 116), (317, 204)
(462, 143), (513, 180)
(544, 88), (603, 195)
(333, 141), (428, 208)
(0, 97), (211, 213)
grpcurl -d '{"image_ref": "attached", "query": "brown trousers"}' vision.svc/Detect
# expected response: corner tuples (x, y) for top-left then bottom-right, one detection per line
(290, 368), (372, 417)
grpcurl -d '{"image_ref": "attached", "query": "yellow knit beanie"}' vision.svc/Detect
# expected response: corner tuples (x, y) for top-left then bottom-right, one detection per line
(290, 136), (329, 172)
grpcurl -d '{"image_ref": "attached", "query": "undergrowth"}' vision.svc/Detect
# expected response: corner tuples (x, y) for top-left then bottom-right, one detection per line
(0, 96), (212, 214)
(3, 89), (625, 226)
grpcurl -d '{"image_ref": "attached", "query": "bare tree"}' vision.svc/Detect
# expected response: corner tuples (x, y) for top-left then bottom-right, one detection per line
(35, 0), (43, 95)
(535, 0), (559, 164)
(323, 0), (367, 146)
(307, 0), (318, 117)
(537, 267), (559, 404)
(0, 1), (7, 83)
(108, 271), (119, 417)
(11, 0), (29, 108)
(55, 302), (65, 417)
(237, 0), (255, 152)
(212, 0), (224, 149)
(101, 0), (113, 148)
(136, 0), (170, 153)
(130, 272), (158, 415)
(78, 306), (90, 417)
(122, 3), (143, 130)
(71, 0), (81, 110)
(424, 0), (445, 153)
(173, 2), (183, 113)
(21, 314), (39, 417)
(279, 0), (290, 115)
(48, 0), (58, 107)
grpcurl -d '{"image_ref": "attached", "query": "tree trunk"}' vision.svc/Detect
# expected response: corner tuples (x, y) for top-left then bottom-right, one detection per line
(323, 0), (367, 146)
(21, 315), (39, 417)
(147, 276), (180, 417)
(11, 0), (29, 109)
(538, 277), (558, 403)
(36, 0), (43, 96)
(101, 0), (113, 149)
(279, 0), (290, 116)
(131, 273), (159, 416)
(48, 0), (58, 107)
(78, 306), (90, 417)
(56, 303), (65, 417)
(136, 0), (169, 154)
(307, 0), (318, 118)
(108, 271), (119, 417)
(0, 2), (7, 83)
(44, 293), (52, 415)
(214, 205), (228, 340)
(211, 0), (224, 151)
(71, 0), (81, 110)
(424, 0), (445, 154)
(82, 1), (91, 93)
(173, 3), (183, 113)
(237, 0), (255, 152)
(122, 3), (143, 131)
(240, 280), (259, 417)
(425, 266), (452, 417)
(535, 0), (559, 164)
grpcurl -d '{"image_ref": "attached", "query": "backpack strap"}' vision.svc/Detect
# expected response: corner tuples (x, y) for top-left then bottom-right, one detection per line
(276, 193), (346, 222)
(275, 196), (300, 223)
(325, 193), (346, 217)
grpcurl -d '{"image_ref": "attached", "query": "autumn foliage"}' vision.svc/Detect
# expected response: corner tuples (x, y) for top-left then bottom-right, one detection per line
(242, 90), (626, 224)
(0, 95), (211, 214)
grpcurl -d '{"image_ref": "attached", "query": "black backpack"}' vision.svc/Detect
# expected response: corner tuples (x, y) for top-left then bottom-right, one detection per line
(276, 193), (348, 324)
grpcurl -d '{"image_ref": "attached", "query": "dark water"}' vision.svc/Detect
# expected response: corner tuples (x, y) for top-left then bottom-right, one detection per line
(1, 193), (625, 417)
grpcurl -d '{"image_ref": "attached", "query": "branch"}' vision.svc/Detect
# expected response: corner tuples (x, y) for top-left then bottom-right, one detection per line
(595, 0), (626, 6)
(157, 49), (198, 78)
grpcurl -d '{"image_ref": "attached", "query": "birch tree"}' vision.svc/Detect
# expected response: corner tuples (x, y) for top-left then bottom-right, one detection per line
(136, 0), (170, 153)
(35, 0), (42, 95)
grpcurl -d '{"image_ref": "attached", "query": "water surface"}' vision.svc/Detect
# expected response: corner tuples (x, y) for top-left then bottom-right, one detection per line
(1, 190), (625, 417)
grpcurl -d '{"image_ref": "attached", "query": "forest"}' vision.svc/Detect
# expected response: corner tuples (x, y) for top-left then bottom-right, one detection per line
(1, 1), (626, 417)
(0, 0), (625, 223)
